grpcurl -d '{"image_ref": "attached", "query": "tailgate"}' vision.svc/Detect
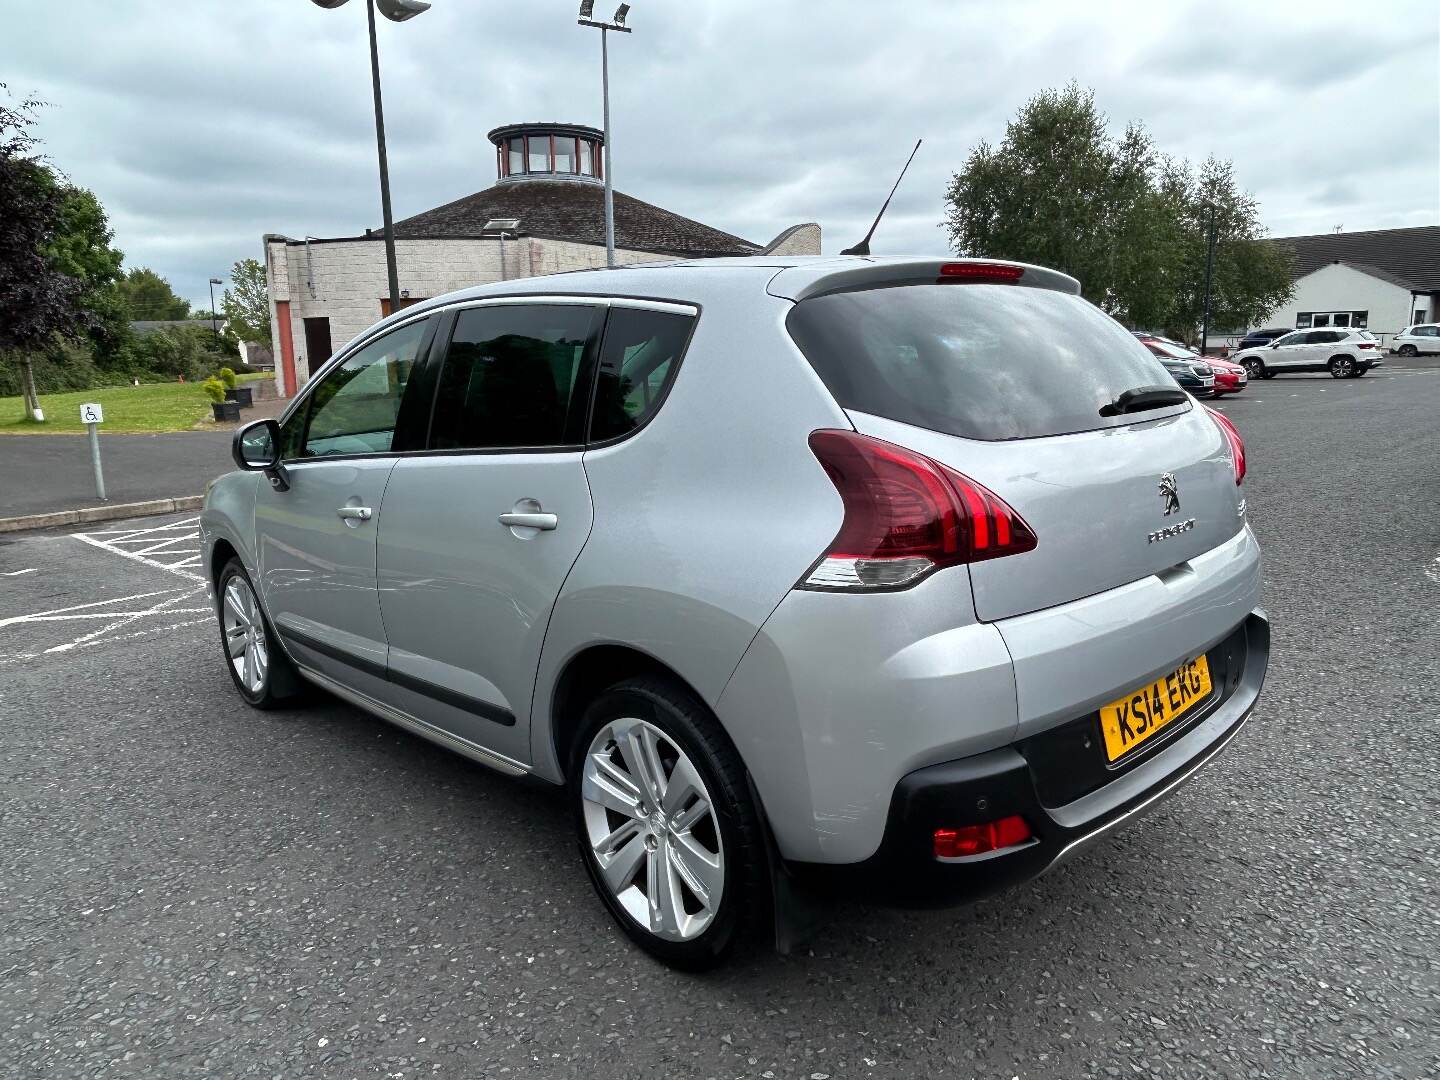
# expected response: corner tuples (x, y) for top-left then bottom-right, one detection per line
(847, 408), (1246, 621)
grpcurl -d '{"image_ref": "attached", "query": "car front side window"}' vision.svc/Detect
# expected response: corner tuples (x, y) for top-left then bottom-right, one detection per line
(299, 319), (430, 458)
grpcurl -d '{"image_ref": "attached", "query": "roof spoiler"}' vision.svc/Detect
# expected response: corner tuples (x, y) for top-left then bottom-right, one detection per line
(766, 259), (1082, 303)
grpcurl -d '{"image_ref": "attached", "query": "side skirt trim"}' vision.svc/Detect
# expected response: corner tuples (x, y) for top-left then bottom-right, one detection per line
(296, 665), (529, 778)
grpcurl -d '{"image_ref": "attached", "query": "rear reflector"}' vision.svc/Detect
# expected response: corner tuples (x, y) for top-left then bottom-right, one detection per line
(933, 816), (1033, 859)
(938, 262), (1025, 284)
(803, 430), (1037, 591)
(1206, 406), (1246, 486)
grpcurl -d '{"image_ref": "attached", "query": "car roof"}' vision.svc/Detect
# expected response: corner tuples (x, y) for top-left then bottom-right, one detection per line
(379, 256), (1083, 330)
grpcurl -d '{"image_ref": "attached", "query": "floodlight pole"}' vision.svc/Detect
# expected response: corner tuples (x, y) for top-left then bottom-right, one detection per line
(366, 0), (402, 312)
(1200, 202), (1218, 355)
(579, 8), (632, 269)
(208, 277), (223, 348)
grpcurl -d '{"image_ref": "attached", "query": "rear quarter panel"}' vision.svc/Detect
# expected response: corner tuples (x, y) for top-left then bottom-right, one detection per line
(529, 285), (851, 782)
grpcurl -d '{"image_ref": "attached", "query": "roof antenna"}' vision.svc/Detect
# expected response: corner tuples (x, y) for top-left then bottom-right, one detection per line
(841, 138), (922, 256)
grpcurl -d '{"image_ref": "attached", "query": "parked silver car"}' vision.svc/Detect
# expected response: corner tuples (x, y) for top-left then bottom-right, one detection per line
(202, 257), (1268, 968)
(1232, 327), (1383, 379)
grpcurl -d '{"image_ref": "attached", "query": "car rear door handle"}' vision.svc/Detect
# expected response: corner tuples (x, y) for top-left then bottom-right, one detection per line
(336, 506), (373, 521)
(498, 511), (558, 531)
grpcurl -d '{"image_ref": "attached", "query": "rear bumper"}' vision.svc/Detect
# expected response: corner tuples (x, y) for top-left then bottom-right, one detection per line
(786, 610), (1269, 905)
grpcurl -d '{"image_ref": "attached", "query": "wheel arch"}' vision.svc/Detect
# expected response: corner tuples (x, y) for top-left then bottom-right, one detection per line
(547, 643), (715, 785)
(209, 537), (240, 588)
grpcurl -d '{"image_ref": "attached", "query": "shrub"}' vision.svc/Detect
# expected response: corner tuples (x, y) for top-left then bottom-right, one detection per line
(201, 377), (227, 404)
(217, 366), (237, 389)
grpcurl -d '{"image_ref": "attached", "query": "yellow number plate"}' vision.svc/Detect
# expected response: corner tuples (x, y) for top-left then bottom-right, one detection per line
(1099, 655), (1213, 762)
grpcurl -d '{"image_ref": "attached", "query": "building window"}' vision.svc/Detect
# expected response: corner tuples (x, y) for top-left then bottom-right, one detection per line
(1296, 313), (1313, 328)
(528, 135), (550, 173)
(555, 136), (576, 174)
(578, 139), (594, 176)
(507, 137), (524, 176)
(1331, 312), (1349, 328)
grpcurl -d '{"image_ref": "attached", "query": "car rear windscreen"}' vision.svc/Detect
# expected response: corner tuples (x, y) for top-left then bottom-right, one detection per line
(786, 283), (1183, 441)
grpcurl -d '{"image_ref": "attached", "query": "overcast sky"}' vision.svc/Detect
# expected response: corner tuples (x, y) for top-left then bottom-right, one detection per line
(4, 0), (1437, 307)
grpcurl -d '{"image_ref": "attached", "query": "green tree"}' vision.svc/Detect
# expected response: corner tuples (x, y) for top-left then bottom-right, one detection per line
(221, 258), (271, 343)
(116, 267), (190, 321)
(48, 183), (129, 360)
(0, 85), (89, 416)
(944, 84), (1293, 339)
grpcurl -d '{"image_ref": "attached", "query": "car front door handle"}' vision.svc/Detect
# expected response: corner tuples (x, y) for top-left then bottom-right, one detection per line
(336, 506), (373, 522)
(498, 511), (558, 531)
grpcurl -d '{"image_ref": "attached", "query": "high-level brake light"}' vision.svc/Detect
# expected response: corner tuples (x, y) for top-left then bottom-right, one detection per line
(938, 262), (1025, 284)
(802, 430), (1037, 591)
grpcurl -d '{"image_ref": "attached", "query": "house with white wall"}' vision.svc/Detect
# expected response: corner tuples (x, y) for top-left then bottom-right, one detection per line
(1210, 225), (1439, 349)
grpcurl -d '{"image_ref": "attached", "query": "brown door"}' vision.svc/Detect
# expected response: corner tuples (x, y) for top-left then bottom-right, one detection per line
(276, 301), (297, 397)
(302, 317), (333, 377)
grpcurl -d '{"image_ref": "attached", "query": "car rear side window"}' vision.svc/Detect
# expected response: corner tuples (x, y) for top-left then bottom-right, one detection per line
(588, 307), (695, 442)
(786, 284), (1179, 441)
(428, 304), (600, 450)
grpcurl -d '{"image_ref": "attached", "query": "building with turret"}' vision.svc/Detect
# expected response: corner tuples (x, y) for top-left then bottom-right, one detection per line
(263, 120), (820, 396)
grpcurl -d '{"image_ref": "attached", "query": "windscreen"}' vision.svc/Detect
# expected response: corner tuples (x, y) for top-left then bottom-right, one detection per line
(786, 284), (1183, 441)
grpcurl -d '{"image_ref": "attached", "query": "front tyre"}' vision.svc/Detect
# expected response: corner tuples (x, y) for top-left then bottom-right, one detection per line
(1241, 356), (1266, 380)
(1397, 344), (1417, 357)
(571, 678), (767, 970)
(216, 558), (303, 708)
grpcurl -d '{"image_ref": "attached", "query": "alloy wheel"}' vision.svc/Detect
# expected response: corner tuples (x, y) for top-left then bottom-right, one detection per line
(1243, 358), (1264, 379)
(222, 575), (269, 695)
(580, 716), (724, 942)
(1331, 356), (1354, 378)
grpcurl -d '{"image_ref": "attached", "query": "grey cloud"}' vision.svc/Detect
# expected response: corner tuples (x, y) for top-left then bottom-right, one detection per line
(1, 0), (1435, 307)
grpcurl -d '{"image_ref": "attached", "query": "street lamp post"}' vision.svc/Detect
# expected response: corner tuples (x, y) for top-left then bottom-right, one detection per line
(1200, 202), (1219, 355)
(310, 0), (432, 313)
(577, 2), (632, 269)
(208, 277), (223, 349)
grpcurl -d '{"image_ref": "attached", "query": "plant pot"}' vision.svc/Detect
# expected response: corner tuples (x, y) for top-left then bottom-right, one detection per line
(212, 401), (242, 422)
(225, 386), (253, 407)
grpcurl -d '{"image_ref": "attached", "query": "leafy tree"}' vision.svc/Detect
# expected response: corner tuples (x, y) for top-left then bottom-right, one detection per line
(116, 266), (190, 321)
(221, 258), (271, 343)
(0, 87), (84, 355)
(48, 183), (129, 359)
(944, 84), (1293, 340)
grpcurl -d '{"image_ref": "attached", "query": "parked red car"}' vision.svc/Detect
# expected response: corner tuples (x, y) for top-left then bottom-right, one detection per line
(1138, 336), (1247, 397)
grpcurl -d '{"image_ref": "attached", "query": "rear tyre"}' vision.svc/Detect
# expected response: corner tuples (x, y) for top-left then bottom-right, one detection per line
(1241, 357), (1266, 380)
(570, 677), (767, 970)
(216, 558), (304, 709)
(1398, 344), (1417, 357)
(1329, 355), (1356, 379)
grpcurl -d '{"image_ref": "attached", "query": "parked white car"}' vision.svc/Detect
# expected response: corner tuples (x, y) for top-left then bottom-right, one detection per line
(1232, 328), (1384, 380)
(1390, 324), (1440, 357)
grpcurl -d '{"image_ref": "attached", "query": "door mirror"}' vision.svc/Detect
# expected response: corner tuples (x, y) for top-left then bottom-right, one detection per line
(233, 418), (279, 469)
(232, 418), (290, 491)
(1269, 341), (1281, 348)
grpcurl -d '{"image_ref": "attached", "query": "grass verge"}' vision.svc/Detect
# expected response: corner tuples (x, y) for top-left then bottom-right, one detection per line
(0, 374), (268, 435)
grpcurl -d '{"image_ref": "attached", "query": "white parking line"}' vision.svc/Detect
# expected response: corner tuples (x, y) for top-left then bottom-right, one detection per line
(0, 568), (39, 577)
(0, 585), (209, 661)
(71, 516), (203, 581)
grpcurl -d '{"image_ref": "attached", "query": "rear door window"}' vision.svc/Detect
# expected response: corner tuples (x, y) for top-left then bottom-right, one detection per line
(428, 304), (600, 450)
(786, 284), (1180, 441)
(588, 306), (696, 442)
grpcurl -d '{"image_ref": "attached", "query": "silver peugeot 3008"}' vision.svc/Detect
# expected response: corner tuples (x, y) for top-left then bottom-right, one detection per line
(202, 257), (1267, 968)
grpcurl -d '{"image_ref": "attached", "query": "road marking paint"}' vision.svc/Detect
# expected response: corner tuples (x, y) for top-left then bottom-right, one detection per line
(1426, 554), (1440, 586)
(0, 615), (213, 666)
(0, 589), (177, 627)
(71, 530), (203, 581)
(45, 588), (206, 653)
(0, 568), (39, 577)
(131, 533), (200, 556)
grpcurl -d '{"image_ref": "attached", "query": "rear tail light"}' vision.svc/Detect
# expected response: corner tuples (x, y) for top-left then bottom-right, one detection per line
(1357, 342), (1377, 349)
(1206, 406), (1246, 485)
(802, 429), (1037, 591)
(938, 262), (1025, 284)
(933, 816), (1033, 859)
